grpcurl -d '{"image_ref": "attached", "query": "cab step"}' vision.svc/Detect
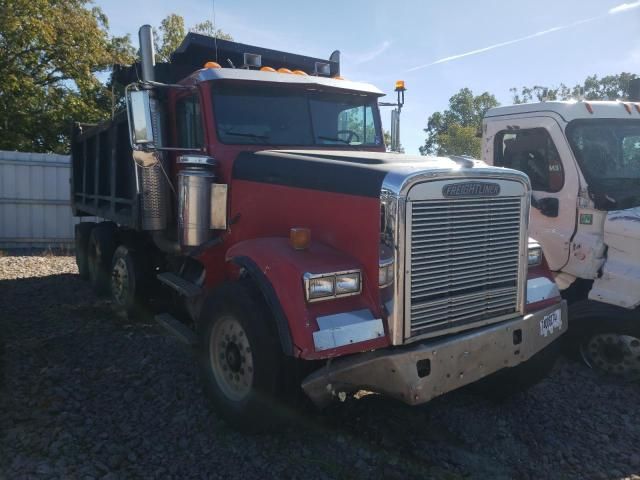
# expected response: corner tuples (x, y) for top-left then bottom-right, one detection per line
(157, 272), (202, 297)
(154, 313), (197, 346)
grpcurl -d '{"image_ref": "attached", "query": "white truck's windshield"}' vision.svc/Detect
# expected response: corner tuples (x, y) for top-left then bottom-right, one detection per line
(567, 119), (640, 209)
(211, 84), (382, 147)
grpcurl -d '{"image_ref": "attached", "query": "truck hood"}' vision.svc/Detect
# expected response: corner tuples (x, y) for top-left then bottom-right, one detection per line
(232, 150), (495, 198)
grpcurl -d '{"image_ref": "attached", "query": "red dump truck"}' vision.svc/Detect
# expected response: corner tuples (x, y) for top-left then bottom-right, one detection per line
(71, 25), (566, 428)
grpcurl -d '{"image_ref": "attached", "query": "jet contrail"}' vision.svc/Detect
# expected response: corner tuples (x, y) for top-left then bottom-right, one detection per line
(407, 1), (640, 72)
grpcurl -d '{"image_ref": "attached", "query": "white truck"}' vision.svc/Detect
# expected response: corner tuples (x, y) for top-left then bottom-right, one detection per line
(482, 97), (640, 377)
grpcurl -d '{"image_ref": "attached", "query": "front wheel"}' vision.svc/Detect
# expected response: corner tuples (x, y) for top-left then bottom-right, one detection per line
(198, 283), (285, 431)
(568, 300), (640, 379)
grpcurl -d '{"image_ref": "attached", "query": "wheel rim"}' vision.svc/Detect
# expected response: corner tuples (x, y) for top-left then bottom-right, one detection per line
(111, 257), (129, 305)
(581, 333), (640, 378)
(209, 315), (254, 402)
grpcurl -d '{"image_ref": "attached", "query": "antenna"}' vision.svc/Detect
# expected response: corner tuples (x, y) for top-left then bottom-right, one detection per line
(212, 0), (219, 62)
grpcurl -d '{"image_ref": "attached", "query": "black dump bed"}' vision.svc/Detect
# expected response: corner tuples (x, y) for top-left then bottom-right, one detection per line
(70, 111), (140, 228)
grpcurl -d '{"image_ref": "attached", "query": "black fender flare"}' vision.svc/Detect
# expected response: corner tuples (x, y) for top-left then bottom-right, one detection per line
(230, 256), (295, 356)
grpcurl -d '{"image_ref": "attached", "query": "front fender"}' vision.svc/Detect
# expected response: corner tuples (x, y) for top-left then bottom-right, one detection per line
(226, 237), (388, 359)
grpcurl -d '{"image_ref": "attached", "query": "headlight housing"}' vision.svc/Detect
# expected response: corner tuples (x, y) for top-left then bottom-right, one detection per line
(304, 270), (361, 302)
(379, 258), (394, 288)
(528, 244), (543, 266)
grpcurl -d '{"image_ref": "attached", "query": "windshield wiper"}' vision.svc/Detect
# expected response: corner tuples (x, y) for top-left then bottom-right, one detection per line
(223, 130), (270, 142)
(317, 135), (350, 145)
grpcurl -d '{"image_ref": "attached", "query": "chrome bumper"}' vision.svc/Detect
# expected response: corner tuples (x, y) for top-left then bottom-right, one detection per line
(302, 301), (567, 407)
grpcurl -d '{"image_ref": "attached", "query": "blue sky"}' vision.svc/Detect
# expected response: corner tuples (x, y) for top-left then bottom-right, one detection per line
(98, 0), (640, 154)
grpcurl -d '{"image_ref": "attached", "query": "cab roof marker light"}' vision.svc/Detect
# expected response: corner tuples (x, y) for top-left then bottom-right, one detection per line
(585, 102), (594, 114)
(242, 52), (261, 69)
(203, 61), (221, 69)
(314, 62), (331, 76)
(260, 66), (276, 72)
(623, 102), (633, 114)
(293, 70), (308, 76)
(277, 68), (293, 74)
(635, 104), (640, 114)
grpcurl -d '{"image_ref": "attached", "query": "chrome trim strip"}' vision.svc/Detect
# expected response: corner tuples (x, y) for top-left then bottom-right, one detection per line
(381, 164), (531, 346)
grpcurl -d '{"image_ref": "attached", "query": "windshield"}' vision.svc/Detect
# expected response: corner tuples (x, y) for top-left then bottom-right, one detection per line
(567, 119), (640, 209)
(212, 84), (382, 147)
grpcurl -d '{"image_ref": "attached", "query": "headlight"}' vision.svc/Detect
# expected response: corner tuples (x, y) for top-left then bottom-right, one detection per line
(304, 270), (361, 302)
(379, 259), (394, 288)
(336, 272), (361, 295)
(528, 245), (543, 266)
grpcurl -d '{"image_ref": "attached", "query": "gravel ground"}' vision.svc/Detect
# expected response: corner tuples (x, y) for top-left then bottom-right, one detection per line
(1, 255), (639, 480)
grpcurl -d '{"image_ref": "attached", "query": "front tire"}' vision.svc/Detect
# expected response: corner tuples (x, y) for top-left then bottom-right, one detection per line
(198, 283), (284, 431)
(568, 301), (640, 379)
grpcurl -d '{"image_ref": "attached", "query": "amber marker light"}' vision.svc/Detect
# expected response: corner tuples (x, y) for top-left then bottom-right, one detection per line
(623, 103), (633, 114)
(395, 80), (406, 91)
(290, 228), (311, 250)
(277, 68), (293, 74)
(204, 61), (221, 69)
(293, 70), (308, 76)
(332, 75), (344, 80)
(584, 102), (594, 114)
(260, 66), (276, 72)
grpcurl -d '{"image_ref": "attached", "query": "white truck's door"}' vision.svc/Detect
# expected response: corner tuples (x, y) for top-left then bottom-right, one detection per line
(485, 116), (581, 271)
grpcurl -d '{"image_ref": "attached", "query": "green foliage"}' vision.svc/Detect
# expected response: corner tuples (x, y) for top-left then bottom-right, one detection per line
(510, 72), (638, 103)
(191, 20), (233, 40)
(154, 13), (186, 63)
(0, 0), (136, 153)
(420, 88), (499, 157)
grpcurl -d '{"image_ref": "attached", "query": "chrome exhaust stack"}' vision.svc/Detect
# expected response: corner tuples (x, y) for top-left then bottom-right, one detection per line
(138, 25), (155, 83)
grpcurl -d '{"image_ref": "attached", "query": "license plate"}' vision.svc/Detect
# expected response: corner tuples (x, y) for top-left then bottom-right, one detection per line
(539, 309), (562, 337)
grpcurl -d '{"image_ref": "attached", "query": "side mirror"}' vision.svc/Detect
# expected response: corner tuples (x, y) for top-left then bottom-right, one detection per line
(126, 89), (154, 147)
(532, 196), (559, 217)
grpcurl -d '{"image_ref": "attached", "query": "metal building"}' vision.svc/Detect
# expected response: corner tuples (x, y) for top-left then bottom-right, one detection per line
(0, 150), (80, 249)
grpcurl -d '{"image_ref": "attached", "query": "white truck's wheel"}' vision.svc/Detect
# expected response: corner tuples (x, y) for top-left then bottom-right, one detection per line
(580, 333), (640, 378)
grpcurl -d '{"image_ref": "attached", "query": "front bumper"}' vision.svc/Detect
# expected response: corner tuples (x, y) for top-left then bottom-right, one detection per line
(302, 301), (567, 407)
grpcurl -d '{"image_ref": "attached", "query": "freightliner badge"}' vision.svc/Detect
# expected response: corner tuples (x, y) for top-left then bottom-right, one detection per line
(442, 182), (501, 197)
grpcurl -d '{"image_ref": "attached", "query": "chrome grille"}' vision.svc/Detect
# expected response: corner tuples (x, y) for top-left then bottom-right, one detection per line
(409, 196), (523, 337)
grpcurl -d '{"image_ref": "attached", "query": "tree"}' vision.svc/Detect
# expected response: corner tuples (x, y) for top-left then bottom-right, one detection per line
(510, 72), (638, 104)
(0, 0), (136, 153)
(154, 13), (186, 63)
(191, 20), (233, 40)
(420, 88), (499, 157)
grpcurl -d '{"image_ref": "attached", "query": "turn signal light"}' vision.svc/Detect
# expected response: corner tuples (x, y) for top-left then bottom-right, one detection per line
(277, 68), (293, 74)
(204, 61), (221, 69)
(290, 227), (311, 250)
(260, 66), (276, 72)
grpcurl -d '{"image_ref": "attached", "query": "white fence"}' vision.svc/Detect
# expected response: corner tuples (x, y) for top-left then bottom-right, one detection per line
(0, 150), (80, 249)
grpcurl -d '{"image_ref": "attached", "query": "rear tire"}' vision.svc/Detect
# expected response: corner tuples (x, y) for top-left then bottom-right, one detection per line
(110, 245), (148, 319)
(87, 222), (117, 296)
(473, 340), (561, 401)
(74, 222), (96, 280)
(198, 283), (286, 431)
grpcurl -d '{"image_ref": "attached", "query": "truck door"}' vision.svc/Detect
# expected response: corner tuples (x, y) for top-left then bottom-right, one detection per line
(491, 118), (579, 271)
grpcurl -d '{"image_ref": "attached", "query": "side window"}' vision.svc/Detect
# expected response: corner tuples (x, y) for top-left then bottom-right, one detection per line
(176, 95), (203, 148)
(337, 104), (376, 144)
(495, 128), (564, 192)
